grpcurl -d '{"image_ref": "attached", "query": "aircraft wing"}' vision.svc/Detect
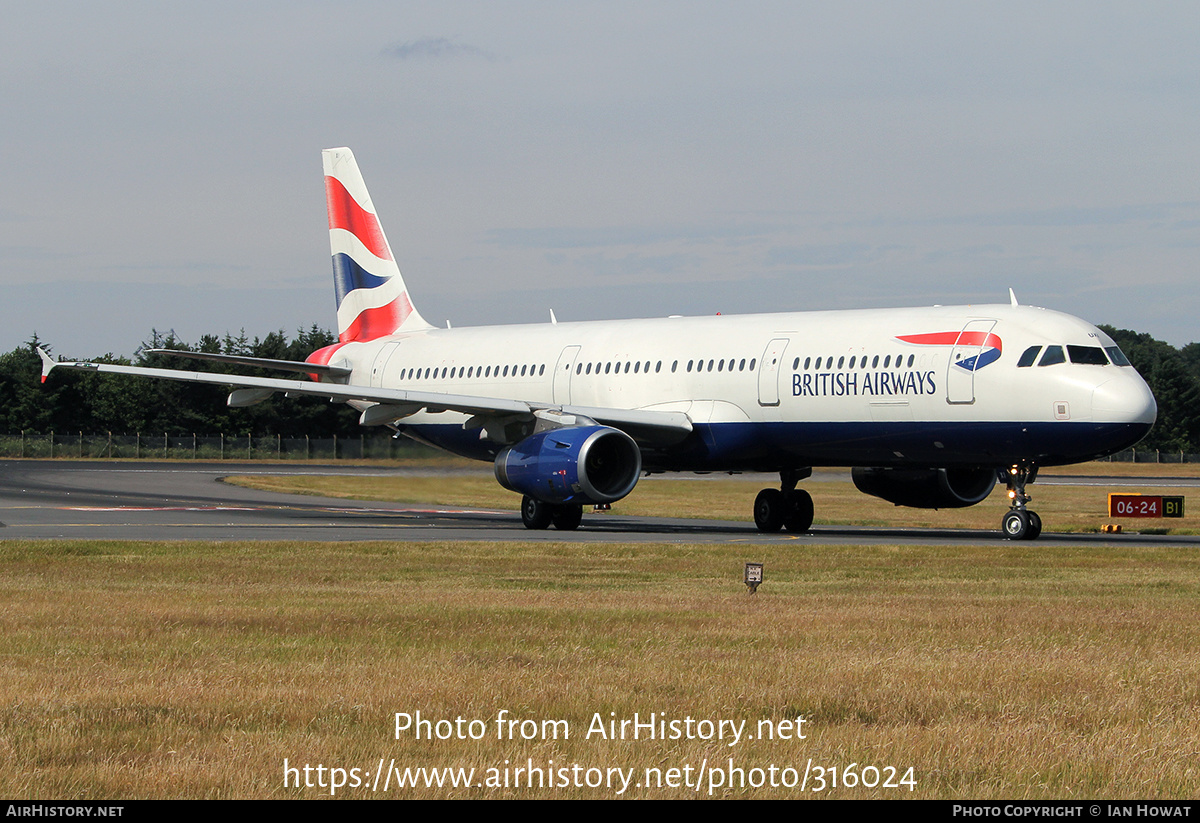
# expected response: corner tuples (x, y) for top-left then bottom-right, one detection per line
(38, 349), (693, 445)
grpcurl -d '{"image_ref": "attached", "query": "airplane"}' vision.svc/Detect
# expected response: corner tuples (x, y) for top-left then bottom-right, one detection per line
(39, 147), (1157, 539)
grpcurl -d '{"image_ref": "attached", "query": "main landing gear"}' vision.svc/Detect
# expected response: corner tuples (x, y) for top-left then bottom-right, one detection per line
(1001, 464), (1042, 540)
(521, 495), (583, 531)
(754, 468), (814, 533)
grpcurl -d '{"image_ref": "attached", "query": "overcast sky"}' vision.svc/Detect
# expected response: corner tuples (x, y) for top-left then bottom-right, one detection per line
(3, 1), (1198, 357)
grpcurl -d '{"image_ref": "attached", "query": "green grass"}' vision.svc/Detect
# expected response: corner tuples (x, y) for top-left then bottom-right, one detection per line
(2, 539), (1199, 798)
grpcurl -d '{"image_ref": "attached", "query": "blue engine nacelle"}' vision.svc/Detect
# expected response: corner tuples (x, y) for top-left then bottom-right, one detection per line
(494, 425), (642, 505)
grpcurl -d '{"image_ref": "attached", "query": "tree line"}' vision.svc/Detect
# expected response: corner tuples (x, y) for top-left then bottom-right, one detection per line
(1098, 326), (1200, 453)
(1, 327), (361, 438)
(2, 324), (1198, 452)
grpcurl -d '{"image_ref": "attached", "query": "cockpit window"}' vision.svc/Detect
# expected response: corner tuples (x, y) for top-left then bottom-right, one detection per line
(1105, 346), (1132, 367)
(1038, 346), (1066, 366)
(1017, 346), (1041, 367)
(1068, 346), (1109, 366)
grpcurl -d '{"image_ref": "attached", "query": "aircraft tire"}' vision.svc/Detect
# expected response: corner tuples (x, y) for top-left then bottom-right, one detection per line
(551, 504), (584, 531)
(521, 495), (554, 530)
(783, 488), (814, 533)
(1002, 510), (1029, 540)
(1026, 511), (1042, 540)
(754, 489), (785, 532)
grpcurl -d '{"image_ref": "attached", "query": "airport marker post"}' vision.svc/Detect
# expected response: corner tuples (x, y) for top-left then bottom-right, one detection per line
(744, 562), (763, 595)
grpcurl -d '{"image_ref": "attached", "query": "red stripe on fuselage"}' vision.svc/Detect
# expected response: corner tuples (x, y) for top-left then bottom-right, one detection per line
(325, 176), (393, 261)
(897, 331), (1002, 352)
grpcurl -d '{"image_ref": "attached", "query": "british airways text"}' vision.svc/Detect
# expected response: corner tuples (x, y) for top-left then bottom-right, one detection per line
(792, 370), (938, 398)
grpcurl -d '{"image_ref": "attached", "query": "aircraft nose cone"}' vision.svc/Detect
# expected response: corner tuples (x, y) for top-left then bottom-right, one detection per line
(1092, 375), (1157, 425)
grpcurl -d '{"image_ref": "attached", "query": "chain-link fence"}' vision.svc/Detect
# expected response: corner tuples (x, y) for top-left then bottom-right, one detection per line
(1, 433), (1192, 464)
(1102, 448), (1199, 464)
(0, 432), (442, 460)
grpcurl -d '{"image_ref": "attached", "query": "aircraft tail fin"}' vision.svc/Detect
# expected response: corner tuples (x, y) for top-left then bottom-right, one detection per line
(322, 147), (432, 342)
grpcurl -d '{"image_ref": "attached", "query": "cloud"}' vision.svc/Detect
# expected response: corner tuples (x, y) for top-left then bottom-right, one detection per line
(570, 251), (696, 279)
(765, 242), (888, 268)
(382, 37), (496, 62)
(484, 223), (777, 250)
(897, 202), (1200, 230)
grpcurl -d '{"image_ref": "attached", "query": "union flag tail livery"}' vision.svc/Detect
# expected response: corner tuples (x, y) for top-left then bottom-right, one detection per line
(323, 147), (432, 341)
(40, 147), (1158, 540)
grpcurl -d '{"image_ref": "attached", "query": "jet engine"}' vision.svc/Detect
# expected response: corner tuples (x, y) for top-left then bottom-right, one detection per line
(851, 466), (996, 509)
(494, 425), (642, 505)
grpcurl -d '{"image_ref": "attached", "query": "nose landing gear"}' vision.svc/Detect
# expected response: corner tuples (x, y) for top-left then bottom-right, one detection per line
(1001, 464), (1042, 540)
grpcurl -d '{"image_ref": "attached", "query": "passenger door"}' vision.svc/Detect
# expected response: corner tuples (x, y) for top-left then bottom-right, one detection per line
(757, 338), (790, 407)
(553, 345), (581, 404)
(945, 320), (997, 404)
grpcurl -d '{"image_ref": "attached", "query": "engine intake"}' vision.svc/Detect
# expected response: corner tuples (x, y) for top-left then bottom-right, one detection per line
(494, 425), (642, 505)
(851, 466), (996, 509)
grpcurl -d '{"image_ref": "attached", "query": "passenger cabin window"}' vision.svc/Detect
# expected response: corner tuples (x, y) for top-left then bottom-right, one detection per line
(1068, 346), (1109, 366)
(1017, 346), (1041, 367)
(1038, 346), (1066, 366)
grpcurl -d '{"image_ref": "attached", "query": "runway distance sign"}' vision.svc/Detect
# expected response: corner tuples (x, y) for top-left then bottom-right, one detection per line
(1107, 494), (1185, 518)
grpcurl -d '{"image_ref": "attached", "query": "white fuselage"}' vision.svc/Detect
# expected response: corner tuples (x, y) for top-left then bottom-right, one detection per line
(324, 302), (1156, 471)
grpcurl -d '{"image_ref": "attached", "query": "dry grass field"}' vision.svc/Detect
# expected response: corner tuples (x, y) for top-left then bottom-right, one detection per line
(2, 534), (1199, 799)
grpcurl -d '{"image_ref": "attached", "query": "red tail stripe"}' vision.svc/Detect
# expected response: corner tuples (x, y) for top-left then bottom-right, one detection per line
(338, 294), (414, 343)
(304, 342), (347, 381)
(325, 176), (393, 262)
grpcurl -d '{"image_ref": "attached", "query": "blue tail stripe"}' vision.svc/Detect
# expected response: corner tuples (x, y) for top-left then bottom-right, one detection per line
(332, 253), (390, 307)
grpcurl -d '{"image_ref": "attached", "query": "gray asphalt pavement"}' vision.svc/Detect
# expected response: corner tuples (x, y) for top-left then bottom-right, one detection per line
(2, 460), (1198, 546)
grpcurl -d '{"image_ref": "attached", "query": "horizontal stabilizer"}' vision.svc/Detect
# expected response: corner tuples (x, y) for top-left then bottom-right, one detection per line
(146, 349), (352, 379)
